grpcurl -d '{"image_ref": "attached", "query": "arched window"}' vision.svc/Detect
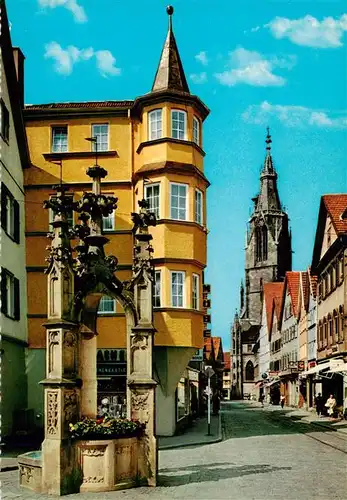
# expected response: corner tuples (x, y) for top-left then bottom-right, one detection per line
(318, 320), (323, 350)
(262, 225), (268, 260)
(245, 360), (254, 381)
(255, 227), (262, 262)
(255, 225), (268, 262)
(339, 306), (344, 342)
(323, 317), (328, 347)
(328, 314), (333, 345)
(333, 310), (339, 343)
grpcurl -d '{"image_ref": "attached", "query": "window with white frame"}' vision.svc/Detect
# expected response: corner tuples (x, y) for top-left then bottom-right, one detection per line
(171, 110), (187, 140)
(92, 123), (109, 152)
(102, 211), (115, 231)
(170, 183), (187, 221)
(153, 270), (161, 308)
(195, 189), (203, 225)
(193, 117), (200, 145)
(51, 126), (68, 152)
(145, 183), (160, 219)
(98, 296), (116, 314)
(171, 271), (185, 307)
(1, 268), (19, 320)
(192, 273), (199, 309)
(148, 109), (162, 140)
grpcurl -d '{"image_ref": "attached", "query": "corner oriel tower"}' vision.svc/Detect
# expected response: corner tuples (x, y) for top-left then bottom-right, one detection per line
(244, 129), (292, 324)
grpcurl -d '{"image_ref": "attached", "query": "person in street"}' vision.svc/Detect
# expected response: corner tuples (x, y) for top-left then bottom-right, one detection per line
(325, 394), (337, 418)
(280, 394), (285, 408)
(314, 393), (323, 417)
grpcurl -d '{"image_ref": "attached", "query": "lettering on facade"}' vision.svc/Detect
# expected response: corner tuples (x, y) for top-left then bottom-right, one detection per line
(96, 349), (126, 377)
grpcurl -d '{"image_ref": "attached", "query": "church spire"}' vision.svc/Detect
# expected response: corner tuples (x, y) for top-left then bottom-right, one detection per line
(151, 6), (190, 94)
(262, 127), (275, 174)
(255, 128), (281, 213)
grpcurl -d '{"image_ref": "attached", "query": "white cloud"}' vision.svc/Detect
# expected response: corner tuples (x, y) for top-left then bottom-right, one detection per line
(190, 72), (207, 84)
(95, 50), (121, 78)
(214, 48), (294, 87)
(44, 42), (121, 77)
(242, 101), (347, 128)
(195, 51), (208, 66)
(38, 0), (87, 23)
(266, 14), (347, 48)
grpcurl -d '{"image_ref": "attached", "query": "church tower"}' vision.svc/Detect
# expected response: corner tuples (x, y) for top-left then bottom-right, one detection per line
(243, 129), (292, 324)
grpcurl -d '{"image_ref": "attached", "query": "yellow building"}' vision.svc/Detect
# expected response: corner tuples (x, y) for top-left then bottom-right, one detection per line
(24, 8), (209, 435)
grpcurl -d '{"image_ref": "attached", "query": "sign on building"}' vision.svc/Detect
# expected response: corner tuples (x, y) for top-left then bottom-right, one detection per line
(97, 349), (126, 377)
(191, 349), (203, 362)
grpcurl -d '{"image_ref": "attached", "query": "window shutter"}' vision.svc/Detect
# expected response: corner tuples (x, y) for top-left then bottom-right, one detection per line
(1, 183), (8, 231)
(1, 268), (8, 315)
(14, 277), (20, 320)
(13, 199), (20, 243)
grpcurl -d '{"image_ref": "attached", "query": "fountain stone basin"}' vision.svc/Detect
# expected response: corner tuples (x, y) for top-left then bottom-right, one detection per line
(18, 450), (42, 493)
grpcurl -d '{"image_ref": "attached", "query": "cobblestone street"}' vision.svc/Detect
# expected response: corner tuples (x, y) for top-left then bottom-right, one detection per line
(2, 401), (347, 500)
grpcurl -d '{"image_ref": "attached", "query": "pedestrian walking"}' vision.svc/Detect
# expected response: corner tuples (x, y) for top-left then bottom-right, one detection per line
(314, 393), (323, 417)
(325, 394), (337, 418)
(280, 394), (285, 408)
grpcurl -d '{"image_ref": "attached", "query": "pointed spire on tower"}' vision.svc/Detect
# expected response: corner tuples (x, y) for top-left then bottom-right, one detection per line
(151, 6), (190, 94)
(254, 128), (281, 213)
(263, 127), (275, 174)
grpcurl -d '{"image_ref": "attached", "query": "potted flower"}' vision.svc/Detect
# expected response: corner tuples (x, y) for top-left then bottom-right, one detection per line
(69, 416), (145, 440)
(71, 416), (146, 493)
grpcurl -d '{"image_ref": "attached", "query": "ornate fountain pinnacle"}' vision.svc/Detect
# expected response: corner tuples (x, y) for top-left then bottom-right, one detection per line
(87, 165), (108, 196)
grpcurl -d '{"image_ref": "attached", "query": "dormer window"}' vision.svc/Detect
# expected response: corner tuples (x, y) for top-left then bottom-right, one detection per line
(171, 110), (187, 140)
(193, 116), (200, 145)
(148, 109), (162, 140)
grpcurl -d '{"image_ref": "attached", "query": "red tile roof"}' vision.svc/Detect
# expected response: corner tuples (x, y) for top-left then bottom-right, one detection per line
(223, 352), (231, 371)
(286, 271), (301, 317)
(308, 267), (318, 298)
(25, 101), (134, 110)
(204, 337), (213, 361)
(274, 294), (283, 322)
(300, 271), (310, 312)
(212, 337), (221, 357)
(323, 194), (347, 235)
(263, 283), (284, 332)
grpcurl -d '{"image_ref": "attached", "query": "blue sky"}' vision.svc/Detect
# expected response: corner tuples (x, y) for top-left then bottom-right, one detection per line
(8, 0), (347, 350)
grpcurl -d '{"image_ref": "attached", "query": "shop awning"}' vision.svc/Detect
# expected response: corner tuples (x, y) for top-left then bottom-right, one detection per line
(327, 362), (347, 374)
(302, 361), (330, 376)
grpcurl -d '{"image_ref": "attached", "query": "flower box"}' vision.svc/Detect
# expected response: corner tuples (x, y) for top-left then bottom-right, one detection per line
(76, 437), (140, 492)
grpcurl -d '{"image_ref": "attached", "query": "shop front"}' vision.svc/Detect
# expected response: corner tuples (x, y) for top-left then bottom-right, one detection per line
(96, 348), (127, 418)
(279, 367), (299, 407)
(303, 358), (346, 410)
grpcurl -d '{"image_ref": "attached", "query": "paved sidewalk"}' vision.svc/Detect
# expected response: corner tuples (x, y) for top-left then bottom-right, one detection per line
(242, 400), (347, 438)
(158, 414), (221, 449)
